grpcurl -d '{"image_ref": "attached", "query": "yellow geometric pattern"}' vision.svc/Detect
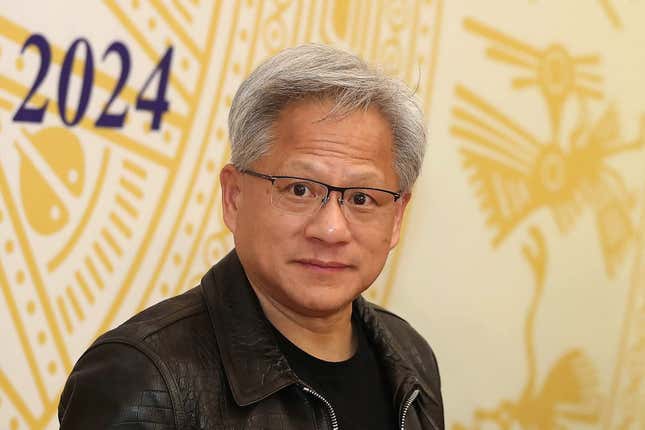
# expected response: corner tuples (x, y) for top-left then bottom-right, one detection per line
(0, 2), (442, 429)
(453, 18), (643, 277)
(451, 12), (645, 430)
(453, 227), (603, 430)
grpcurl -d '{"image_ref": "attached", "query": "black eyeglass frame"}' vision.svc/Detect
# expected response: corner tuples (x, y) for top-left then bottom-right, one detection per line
(241, 169), (402, 205)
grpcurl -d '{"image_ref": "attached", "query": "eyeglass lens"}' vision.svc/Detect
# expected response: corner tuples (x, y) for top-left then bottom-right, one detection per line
(270, 177), (396, 222)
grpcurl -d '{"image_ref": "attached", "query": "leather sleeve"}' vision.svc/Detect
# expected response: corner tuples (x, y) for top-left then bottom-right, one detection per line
(58, 342), (177, 429)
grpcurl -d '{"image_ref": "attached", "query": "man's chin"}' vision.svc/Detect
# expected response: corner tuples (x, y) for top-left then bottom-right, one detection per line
(283, 282), (364, 316)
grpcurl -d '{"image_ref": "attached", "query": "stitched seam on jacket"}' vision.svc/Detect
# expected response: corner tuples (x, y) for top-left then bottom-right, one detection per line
(140, 304), (207, 340)
(126, 301), (206, 342)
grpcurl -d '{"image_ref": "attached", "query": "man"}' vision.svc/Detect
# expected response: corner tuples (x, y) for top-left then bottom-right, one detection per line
(59, 44), (444, 429)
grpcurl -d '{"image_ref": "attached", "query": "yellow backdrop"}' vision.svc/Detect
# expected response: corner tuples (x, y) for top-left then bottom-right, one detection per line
(0, 1), (643, 429)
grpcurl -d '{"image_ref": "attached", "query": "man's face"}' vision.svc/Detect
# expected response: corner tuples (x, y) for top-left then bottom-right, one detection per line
(221, 99), (410, 318)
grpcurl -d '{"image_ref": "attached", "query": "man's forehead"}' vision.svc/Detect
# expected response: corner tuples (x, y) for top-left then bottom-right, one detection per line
(273, 102), (393, 152)
(250, 99), (398, 184)
(285, 158), (379, 172)
(277, 158), (385, 183)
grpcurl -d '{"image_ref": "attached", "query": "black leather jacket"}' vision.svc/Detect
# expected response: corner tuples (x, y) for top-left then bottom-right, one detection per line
(59, 250), (444, 429)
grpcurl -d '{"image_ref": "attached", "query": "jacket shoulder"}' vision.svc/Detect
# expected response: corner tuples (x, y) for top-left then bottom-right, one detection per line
(61, 286), (217, 429)
(96, 285), (208, 345)
(92, 285), (221, 391)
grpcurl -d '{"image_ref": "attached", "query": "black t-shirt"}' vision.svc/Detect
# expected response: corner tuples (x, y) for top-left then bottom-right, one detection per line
(272, 316), (396, 429)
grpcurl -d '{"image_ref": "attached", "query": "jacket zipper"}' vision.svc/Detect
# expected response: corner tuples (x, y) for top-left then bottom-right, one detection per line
(301, 385), (339, 430)
(400, 388), (420, 430)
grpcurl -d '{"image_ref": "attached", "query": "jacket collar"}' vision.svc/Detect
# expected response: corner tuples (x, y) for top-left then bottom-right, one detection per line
(200, 250), (298, 406)
(200, 250), (438, 408)
(353, 297), (441, 408)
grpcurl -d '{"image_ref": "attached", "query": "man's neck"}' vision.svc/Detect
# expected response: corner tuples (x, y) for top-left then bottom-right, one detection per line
(251, 285), (358, 362)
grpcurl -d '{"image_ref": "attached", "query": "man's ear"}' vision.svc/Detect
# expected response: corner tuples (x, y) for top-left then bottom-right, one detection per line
(220, 164), (242, 234)
(389, 192), (411, 250)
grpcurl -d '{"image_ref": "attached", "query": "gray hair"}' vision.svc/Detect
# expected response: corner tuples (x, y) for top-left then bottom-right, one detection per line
(228, 43), (426, 192)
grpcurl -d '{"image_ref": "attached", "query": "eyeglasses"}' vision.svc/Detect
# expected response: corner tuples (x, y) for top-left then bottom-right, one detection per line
(241, 169), (402, 223)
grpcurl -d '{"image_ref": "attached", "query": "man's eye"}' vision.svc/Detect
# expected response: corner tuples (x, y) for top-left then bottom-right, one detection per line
(350, 192), (371, 205)
(291, 183), (310, 197)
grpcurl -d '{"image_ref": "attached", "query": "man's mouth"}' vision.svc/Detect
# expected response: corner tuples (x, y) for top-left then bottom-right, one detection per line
(294, 259), (353, 271)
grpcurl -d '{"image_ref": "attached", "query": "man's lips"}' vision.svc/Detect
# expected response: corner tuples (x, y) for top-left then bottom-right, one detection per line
(294, 259), (353, 271)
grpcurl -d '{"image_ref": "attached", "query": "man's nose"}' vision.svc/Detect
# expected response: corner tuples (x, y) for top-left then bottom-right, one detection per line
(304, 191), (352, 244)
